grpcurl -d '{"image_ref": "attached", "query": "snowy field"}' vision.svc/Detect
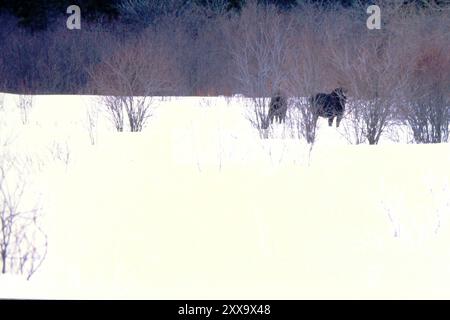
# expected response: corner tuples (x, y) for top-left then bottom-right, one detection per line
(0, 93), (450, 299)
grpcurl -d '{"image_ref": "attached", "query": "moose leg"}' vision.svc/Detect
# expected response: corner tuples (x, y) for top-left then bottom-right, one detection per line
(328, 117), (334, 127)
(336, 114), (343, 127)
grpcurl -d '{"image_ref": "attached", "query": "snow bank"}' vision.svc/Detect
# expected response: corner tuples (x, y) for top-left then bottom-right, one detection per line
(0, 93), (449, 299)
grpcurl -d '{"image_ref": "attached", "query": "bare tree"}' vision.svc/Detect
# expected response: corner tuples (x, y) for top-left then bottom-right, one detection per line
(49, 139), (71, 168)
(123, 96), (153, 132)
(98, 95), (125, 132)
(90, 30), (178, 132)
(326, 8), (410, 145)
(17, 95), (33, 125)
(402, 93), (450, 143)
(399, 14), (450, 144)
(224, 1), (292, 138)
(338, 99), (368, 145)
(0, 152), (47, 280)
(86, 103), (99, 145)
(285, 4), (331, 144)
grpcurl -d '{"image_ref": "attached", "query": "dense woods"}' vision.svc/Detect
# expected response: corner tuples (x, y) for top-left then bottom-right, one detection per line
(0, 0), (448, 94)
(0, 1), (448, 31)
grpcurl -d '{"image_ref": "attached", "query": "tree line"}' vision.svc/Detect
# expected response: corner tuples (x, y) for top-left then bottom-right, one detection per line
(1, 0), (448, 30)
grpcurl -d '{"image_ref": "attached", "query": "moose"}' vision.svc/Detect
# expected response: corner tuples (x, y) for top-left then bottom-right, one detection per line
(262, 91), (288, 129)
(309, 88), (347, 127)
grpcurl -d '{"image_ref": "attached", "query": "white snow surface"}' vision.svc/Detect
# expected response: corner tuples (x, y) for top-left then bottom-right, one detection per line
(0, 93), (449, 299)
